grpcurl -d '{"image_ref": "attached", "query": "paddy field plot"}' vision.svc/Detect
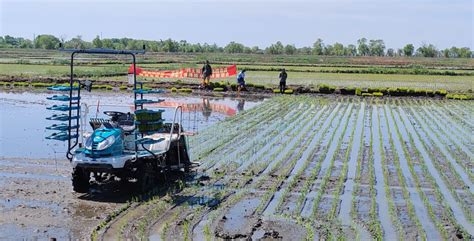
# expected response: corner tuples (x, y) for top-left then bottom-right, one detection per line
(100, 95), (473, 240)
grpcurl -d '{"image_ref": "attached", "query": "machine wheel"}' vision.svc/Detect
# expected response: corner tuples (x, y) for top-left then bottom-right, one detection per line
(137, 162), (155, 193)
(72, 168), (90, 193)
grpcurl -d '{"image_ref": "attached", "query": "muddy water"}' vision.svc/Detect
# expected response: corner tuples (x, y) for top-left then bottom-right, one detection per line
(0, 90), (263, 239)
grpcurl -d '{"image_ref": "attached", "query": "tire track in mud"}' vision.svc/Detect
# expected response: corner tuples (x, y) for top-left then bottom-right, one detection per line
(0, 157), (122, 240)
(396, 106), (474, 236)
(385, 104), (440, 240)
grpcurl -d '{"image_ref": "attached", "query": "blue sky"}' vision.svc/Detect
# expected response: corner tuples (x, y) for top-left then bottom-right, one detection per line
(1, 0), (472, 49)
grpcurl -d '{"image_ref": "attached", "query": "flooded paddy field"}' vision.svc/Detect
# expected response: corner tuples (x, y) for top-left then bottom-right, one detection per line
(1, 90), (473, 240)
(0, 90), (262, 239)
(98, 95), (473, 240)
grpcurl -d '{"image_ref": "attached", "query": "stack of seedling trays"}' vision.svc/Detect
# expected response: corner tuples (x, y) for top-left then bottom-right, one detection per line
(135, 109), (165, 134)
(44, 86), (80, 141)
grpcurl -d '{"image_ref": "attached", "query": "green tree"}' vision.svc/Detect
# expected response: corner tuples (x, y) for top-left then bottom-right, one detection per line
(251, 46), (261, 54)
(403, 44), (414, 56)
(442, 48), (450, 58)
(224, 41), (244, 53)
(34, 34), (60, 49)
(416, 43), (438, 57)
(19, 39), (33, 48)
(357, 38), (369, 56)
(333, 42), (344, 56)
(369, 39), (385, 56)
(92, 35), (103, 48)
(102, 39), (113, 49)
(344, 44), (357, 56)
(284, 44), (297, 54)
(162, 38), (178, 52)
(457, 47), (472, 58)
(298, 47), (312, 54)
(312, 38), (324, 55)
(323, 44), (334, 55)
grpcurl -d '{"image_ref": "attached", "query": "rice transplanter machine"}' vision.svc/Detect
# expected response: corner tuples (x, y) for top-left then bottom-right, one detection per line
(45, 48), (193, 193)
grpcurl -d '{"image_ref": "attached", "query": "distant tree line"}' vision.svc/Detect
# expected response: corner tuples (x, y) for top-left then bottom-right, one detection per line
(0, 34), (472, 58)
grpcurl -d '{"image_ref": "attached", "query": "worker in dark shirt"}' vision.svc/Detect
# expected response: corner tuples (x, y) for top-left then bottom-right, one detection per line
(201, 60), (213, 89)
(279, 69), (287, 94)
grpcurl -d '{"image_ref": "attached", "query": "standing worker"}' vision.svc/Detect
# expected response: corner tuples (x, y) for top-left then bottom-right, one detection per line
(279, 69), (287, 94)
(237, 69), (246, 95)
(201, 60), (213, 89)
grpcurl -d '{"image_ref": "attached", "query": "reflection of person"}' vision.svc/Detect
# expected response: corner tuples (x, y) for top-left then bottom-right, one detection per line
(237, 69), (246, 95)
(279, 69), (287, 94)
(202, 98), (212, 121)
(237, 98), (245, 112)
(201, 60), (213, 89)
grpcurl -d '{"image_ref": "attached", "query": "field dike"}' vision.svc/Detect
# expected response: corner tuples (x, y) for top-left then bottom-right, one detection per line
(95, 95), (473, 240)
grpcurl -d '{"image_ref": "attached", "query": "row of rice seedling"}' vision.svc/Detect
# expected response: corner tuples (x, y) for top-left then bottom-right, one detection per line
(269, 102), (335, 215)
(417, 100), (474, 161)
(257, 101), (337, 216)
(392, 103), (471, 239)
(350, 103), (378, 238)
(190, 97), (329, 239)
(425, 99), (474, 145)
(211, 102), (316, 173)
(406, 103), (474, 194)
(376, 104), (405, 239)
(409, 101), (473, 180)
(403, 106), (474, 225)
(323, 101), (361, 240)
(315, 102), (358, 221)
(390, 102), (447, 240)
(370, 105), (399, 240)
(274, 100), (354, 217)
(429, 99), (474, 129)
(190, 99), (283, 159)
(194, 101), (292, 168)
(189, 98), (276, 146)
(307, 102), (354, 239)
(337, 101), (365, 232)
(378, 103), (417, 239)
(292, 102), (349, 218)
(385, 102), (439, 240)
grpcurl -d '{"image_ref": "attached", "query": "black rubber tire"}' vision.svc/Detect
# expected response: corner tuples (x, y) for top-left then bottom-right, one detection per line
(137, 162), (155, 193)
(72, 168), (90, 193)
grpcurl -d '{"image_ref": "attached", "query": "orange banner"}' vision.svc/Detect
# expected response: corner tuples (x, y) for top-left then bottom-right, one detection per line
(129, 64), (237, 79)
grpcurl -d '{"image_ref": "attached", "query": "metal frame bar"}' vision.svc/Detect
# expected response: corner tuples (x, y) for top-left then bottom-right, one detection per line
(63, 48), (144, 161)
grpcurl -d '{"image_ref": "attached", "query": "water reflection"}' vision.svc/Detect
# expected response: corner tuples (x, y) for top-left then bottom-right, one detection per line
(0, 91), (264, 159)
